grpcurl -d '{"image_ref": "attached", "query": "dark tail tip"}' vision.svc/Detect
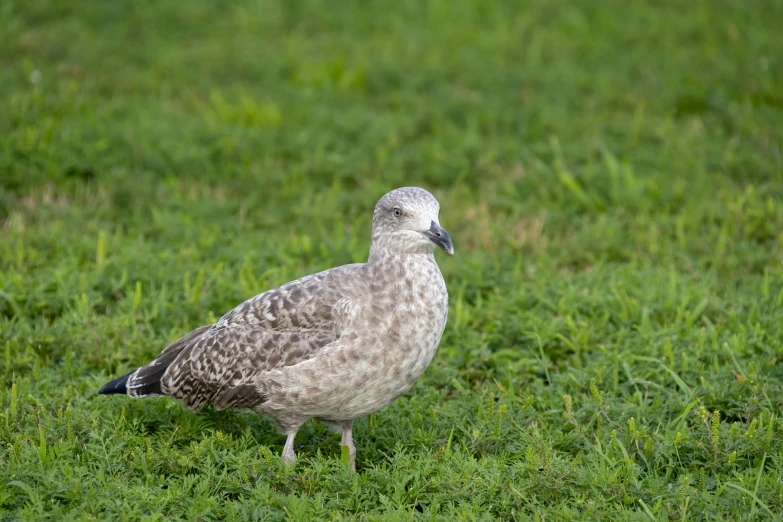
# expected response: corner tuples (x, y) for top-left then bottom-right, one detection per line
(99, 372), (132, 395)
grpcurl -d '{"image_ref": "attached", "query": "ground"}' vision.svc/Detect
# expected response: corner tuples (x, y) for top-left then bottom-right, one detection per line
(1, 0), (783, 520)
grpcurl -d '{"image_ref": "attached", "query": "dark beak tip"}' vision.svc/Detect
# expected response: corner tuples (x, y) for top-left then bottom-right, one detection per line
(428, 221), (454, 255)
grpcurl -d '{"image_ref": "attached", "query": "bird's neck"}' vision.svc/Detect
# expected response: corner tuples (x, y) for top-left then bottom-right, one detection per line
(367, 233), (437, 262)
(366, 248), (446, 309)
(366, 247), (436, 273)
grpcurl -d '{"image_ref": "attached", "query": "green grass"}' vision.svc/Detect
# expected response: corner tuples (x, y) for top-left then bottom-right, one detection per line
(2, 0), (783, 519)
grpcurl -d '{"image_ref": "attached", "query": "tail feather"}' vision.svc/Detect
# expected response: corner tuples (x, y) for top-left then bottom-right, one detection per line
(98, 324), (211, 399)
(98, 372), (133, 395)
(125, 347), (181, 397)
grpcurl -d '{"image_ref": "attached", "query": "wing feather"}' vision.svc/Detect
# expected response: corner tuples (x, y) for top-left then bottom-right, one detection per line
(126, 325), (211, 397)
(133, 264), (367, 411)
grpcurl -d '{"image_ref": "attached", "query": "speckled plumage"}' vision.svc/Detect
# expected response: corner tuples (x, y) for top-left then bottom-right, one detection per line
(100, 187), (453, 467)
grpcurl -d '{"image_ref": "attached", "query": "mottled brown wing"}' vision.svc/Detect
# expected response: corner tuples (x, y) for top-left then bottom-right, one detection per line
(160, 325), (340, 411)
(216, 264), (365, 331)
(125, 325), (212, 398)
(132, 264), (367, 411)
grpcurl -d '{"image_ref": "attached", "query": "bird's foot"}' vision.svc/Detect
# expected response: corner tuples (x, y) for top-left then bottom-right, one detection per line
(281, 450), (296, 465)
(341, 421), (357, 472)
(340, 444), (356, 472)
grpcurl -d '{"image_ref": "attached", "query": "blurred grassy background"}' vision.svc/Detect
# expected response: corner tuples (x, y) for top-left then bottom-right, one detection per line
(1, 0), (783, 519)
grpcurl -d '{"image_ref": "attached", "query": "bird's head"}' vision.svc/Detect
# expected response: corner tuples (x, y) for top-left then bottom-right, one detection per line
(371, 187), (454, 256)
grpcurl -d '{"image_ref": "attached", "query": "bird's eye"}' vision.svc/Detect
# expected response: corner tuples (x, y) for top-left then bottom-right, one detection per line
(392, 207), (402, 217)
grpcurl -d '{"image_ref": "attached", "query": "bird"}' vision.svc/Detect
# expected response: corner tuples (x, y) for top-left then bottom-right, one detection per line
(99, 186), (453, 469)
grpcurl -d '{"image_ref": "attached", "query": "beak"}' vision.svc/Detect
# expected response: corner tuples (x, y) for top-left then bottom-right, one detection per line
(424, 221), (454, 255)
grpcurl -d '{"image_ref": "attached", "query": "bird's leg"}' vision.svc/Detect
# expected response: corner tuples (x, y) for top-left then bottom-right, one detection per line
(341, 420), (356, 471)
(281, 431), (297, 465)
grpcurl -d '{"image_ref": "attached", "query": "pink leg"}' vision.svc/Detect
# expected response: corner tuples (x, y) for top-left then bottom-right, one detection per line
(281, 431), (297, 465)
(341, 421), (356, 471)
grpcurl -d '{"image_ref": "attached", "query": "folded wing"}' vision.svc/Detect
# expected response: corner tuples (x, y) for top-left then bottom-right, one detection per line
(124, 264), (365, 411)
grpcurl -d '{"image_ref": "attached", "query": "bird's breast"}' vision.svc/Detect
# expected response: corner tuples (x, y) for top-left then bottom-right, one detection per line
(261, 254), (449, 422)
(367, 255), (448, 377)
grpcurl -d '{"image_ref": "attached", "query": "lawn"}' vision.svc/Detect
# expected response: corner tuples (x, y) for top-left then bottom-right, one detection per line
(2, 0), (783, 519)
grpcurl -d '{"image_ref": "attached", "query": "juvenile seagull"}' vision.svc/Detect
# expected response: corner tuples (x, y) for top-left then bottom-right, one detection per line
(99, 187), (453, 468)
